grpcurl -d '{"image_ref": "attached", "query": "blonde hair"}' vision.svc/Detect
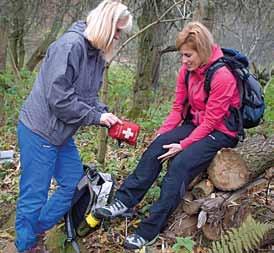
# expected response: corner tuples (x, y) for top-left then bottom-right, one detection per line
(84, 0), (132, 59)
(176, 21), (214, 63)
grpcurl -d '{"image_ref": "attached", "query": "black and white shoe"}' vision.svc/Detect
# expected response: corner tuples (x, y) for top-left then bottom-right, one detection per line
(124, 233), (158, 250)
(95, 199), (128, 219)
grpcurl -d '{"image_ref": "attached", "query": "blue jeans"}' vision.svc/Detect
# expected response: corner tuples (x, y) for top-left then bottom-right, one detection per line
(15, 122), (83, 252)
(116, 123), (238, 241)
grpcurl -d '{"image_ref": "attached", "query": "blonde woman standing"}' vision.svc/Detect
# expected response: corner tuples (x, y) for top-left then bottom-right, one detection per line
(6, 1), (132, 252)
(96, 21), (240, 250)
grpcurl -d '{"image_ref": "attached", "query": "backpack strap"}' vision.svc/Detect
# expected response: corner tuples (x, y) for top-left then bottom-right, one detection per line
(185, 64), (244, 141)
(186, 60), (226, 100)
(204, 59), (226, 101)
(183, 71), (192, 122)
(64, 165), (98, 253)
(204, 58), (245, 141)
(64, 212), (81, 253)
(185, 70), (190, 88)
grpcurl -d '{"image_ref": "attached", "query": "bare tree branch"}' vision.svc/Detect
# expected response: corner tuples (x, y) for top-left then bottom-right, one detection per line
(160, 45), (177, 55)
(109, 0), (185, 64)
(173, 0), (184, 17)
(153, 0), (160, 18)
(160, 17), (189, 23)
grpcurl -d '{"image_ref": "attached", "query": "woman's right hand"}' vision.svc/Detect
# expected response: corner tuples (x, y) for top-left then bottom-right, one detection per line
(100, 113), (122, 128)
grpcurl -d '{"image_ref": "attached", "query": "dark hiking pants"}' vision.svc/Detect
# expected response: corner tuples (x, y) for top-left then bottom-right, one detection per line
(116, 123), (238, 241)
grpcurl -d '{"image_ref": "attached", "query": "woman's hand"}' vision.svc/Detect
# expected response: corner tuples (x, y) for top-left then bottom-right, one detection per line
(157, 143), (183, 163)
(100, 113), (122, 128)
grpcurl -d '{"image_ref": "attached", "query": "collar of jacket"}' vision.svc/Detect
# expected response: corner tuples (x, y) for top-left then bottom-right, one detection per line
(192, 44), (224, 76)
(80, 21), (101, 57)
(86, 40), (101, 57)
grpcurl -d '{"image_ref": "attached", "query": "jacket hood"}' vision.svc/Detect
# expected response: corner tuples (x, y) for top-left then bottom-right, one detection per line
(66, 20), (101, 54)
(194, 44), (224, 75)
(208, 44), (223, 64)
(66, 20), (87, 38)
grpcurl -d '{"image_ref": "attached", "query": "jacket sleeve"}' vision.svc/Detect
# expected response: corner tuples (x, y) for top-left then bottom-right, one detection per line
(179, 68), (237, 149)
(45, 42), (102, 126)
(94, 96), (109, 113)
(157, 67), (188, 134)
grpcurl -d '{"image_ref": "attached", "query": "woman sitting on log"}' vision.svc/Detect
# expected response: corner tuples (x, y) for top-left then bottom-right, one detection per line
(96, 21), (240, 250)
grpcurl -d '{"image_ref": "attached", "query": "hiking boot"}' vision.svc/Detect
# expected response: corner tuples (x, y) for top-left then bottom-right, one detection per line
(95, 198), (128, 219)
(4, 242), (49, 253)
(4, 242), (18, 253)
(124, 233), (158, 250)
(35, 233), (48, 253)
(21, 243), (49, 253)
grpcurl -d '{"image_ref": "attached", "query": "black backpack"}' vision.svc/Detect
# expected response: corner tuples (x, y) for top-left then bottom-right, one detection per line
(64, 164), (115, 253)
(185, 47), (265, 140)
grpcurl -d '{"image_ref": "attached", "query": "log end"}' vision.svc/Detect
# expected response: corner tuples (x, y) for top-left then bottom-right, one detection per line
(208, 148), (250, 191)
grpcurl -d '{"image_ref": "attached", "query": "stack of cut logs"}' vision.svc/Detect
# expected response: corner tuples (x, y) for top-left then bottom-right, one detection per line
(165, 135), (274, 241)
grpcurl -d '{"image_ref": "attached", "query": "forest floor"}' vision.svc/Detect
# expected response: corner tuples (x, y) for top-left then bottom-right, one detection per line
(0, 147), (273, 253)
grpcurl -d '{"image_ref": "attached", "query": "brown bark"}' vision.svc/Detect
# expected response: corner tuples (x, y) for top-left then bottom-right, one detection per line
(192, 0), (215, 31)
(166, 134), (273, 240)
(26, 0), (72, 71)
(97, 67), (109, 164)
(129, 0), (164, 119)
(0, 93), (5, 127)
(182, 191), (203, 215)
(8, 0), (27, 69)
(0, 16), (8, 72)
(202, 223), (222, 241)
(208, 134), (273, 191)
(182, 199), (203, 216)
(234, 135), (274, 178)
(168, 214), (198, 237)
(202, 200), (250, 240)
(192, 179), (214, 198)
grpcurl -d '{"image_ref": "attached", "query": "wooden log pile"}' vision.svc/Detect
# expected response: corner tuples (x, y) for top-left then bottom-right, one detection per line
(164, 134), (274, 241)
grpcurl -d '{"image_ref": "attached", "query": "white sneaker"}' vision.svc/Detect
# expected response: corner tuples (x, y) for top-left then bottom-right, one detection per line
(124, 233), (158, 250)
(95, 199), (128, 219)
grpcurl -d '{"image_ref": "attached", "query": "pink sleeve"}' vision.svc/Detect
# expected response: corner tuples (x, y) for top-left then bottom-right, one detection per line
(157, 67), (188, 135)
(180, 69), (237, 149)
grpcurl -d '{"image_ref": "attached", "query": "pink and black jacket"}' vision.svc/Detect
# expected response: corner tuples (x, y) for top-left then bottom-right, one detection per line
(157, 44), (241, 149)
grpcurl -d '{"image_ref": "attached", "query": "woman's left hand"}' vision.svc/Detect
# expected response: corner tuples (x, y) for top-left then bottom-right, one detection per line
(157, 143), (183, 163)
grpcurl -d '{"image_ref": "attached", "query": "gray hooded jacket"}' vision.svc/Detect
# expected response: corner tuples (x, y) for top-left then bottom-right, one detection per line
(19, 21), (107, 145)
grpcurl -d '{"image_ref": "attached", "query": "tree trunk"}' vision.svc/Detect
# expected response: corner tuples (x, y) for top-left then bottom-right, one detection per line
(0, 92), (4, 127)
(0, 0), (9, 71)
(8, 0), (26, 70)
(129, 0), (164, 119)
(234, 135), (274, 178)
(192, 0), (215, 31)
(207, 135), (274, 191)
(0, 15), (9, 73)
(9, 29), (19, 69)
(18, 32), (25, 69)
(26, 0), (71, 71)
(97, 67), (109, 165)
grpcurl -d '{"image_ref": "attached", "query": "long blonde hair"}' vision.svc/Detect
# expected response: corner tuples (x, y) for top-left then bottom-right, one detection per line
(176, 21), (214, 64)
(84, 0), (132, 59)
